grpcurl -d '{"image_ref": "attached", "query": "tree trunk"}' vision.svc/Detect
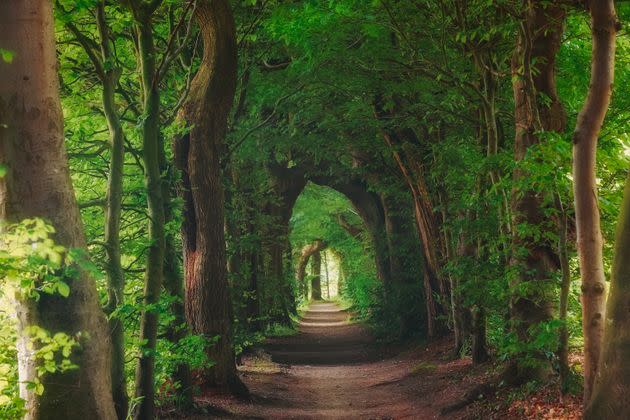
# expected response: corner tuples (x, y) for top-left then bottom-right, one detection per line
(323, 251), (330, 299)
(93, 3), (128, 416)
(374, 103), (447, 337)
(572, 1), (618, 404)
(311, 251), (323, 300)
(173, 0), (246, 395)
(246, 245), (262, 330)
(296, 240), (327, 299)
(261, 165), (306, 324)
(586, 176), (630, 419)
(130, 8), (167, 418)
(453, 226), (473, 357)
(0, 1), (116, 418)
(508, 0), (566, 383)
(161, 142), (193, 405)
(471, 307), (489, 364)
(381, 191), (425, 337)
(163, 233), (193, 405)
(556, 193), (571, 392)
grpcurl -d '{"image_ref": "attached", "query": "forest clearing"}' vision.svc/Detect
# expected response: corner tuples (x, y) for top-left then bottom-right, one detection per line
(0, 0), (629, 419)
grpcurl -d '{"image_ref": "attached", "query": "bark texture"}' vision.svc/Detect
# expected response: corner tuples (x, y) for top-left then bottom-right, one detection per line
(173, 0), (245, 394)
(0, 1), (116, 418)
(572, 0), (618, 403)
(508, 0), (566, 382)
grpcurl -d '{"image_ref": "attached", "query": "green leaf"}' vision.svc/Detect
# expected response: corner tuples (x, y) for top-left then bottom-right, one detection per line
(57, 282), (70, 298)
(0, 48), (14, 63)
(0, 165), (6, 177)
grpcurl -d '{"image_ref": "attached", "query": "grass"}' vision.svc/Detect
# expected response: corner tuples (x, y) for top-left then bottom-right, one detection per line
(265, 323), (299, 338)
(410, 361), (438, 376)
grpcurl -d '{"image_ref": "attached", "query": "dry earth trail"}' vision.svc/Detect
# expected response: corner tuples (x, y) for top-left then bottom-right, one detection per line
(196, 301), (481, 419)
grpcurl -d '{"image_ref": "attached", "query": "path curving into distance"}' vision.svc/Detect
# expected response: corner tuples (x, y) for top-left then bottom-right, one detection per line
(203, 301), (451, 419)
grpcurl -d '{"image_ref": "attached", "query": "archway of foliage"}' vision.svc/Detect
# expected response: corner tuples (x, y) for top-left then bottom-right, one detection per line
(290, 183), (384, 321)
(1, 0), (630, 418)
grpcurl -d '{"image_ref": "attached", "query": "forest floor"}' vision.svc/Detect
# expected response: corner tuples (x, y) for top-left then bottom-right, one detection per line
(167, 302), (581, 419)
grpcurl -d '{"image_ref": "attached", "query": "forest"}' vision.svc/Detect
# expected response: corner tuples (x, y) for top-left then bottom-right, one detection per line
(0, 0), (628, 419)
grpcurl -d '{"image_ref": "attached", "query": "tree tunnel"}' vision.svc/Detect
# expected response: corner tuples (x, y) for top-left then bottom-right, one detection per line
(232, 155), (436, 338)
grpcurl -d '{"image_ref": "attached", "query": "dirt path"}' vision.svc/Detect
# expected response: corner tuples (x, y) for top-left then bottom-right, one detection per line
(196, 301), (477, 419)
(174, 301), (583, 420)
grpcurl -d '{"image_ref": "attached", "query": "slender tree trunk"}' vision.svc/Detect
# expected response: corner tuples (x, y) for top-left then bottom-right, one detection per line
(453, 224), (473, 356)
(246, 244), (262, 330)
(0, 1), (116, 417)
(130, 8), (167, 417)
(572, 1), (618, 404)
(586, 175), (630, 419)
(311, 251), (323, 300)
(508, 0), (566, 383)
(173, 0), (246, 395)
(160, 144), (193, 405)
(324, 251), (330, 299)
(556, 193), (571, 392)
(93, 3), (129, 416)
(163, 234), (193, 404)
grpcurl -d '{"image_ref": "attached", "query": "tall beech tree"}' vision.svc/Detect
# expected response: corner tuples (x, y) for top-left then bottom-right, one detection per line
(587, 166), (630, 419)
(0, 1), (116, 418)
(572, 0), (619, 403)
(126, 1), (168, 417)
(174, 0), (246, 395)
(508, 0), (566, 382)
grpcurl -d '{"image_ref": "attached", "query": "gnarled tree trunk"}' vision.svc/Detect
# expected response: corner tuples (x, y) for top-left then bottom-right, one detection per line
(173, 0), (246, 395)
(0, 1), (116, 418)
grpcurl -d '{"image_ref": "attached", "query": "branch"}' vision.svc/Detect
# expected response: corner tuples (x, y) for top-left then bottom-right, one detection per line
(60, 7), (105, 79)
(156, 0), (197, 83)
(225, 84), (305, 158)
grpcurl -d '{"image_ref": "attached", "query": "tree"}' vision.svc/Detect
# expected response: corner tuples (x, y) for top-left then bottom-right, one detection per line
(507, 0), (567, 382)
(60, 1), (129, 414)
(296, 240), (327, 299)
(0, 1), (116, 417)
(572, 0), (619, 403)
(174, 0), (246, 395)
(125, 1), (169, 417)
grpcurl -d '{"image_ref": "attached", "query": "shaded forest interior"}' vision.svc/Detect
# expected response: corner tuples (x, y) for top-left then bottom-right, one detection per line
(0, 0), (629, 419)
